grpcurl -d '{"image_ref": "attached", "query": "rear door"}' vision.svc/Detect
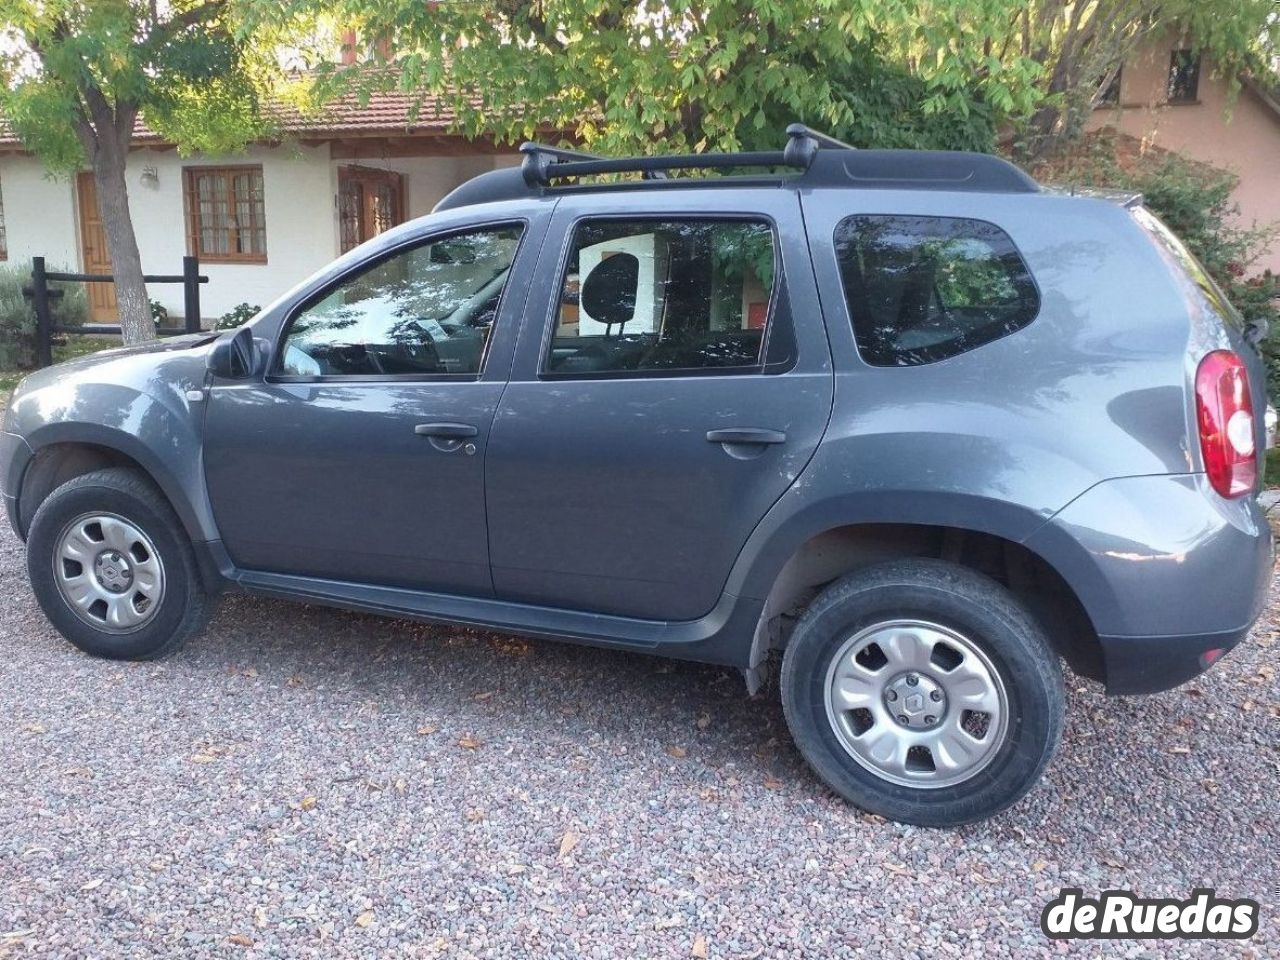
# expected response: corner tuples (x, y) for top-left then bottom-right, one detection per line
(484, 189), (833, 621)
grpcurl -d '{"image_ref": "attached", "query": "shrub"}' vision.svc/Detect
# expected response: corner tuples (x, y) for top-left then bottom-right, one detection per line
(216, 302), (261, 330)
(0, 264), (89, 370)
(150, 298), (169, 325)
(1033, 131), (1280, 400)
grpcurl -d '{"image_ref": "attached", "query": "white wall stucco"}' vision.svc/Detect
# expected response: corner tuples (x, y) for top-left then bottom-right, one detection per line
(0, 143), (515, 322)
(1, 155), (82, 273)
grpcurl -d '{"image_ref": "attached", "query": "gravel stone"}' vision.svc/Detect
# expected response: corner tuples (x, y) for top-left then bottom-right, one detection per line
(0, 519), (1277, 958)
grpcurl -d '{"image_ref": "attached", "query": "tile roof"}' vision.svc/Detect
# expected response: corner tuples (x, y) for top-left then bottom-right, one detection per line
(0, 88), (483, 148)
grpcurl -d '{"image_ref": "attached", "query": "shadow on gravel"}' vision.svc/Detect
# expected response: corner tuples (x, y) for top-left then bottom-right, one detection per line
(191, 591), (807, 779)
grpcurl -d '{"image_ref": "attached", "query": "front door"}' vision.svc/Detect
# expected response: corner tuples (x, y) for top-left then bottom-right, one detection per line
(76, 172), (118, 322)
(485, 191), (834, 621)
(203, 221), (533, 595)
(338, 166), (405, 253)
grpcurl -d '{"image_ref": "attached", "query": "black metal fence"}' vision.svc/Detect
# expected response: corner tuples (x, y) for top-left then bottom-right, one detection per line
(24, 255), (209, 368)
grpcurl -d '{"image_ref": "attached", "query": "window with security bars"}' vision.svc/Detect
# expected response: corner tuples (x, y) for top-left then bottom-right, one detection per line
(183, 166), (267, 263)
(338, 166), (405, 253)
(1167, 50), (1201, 104)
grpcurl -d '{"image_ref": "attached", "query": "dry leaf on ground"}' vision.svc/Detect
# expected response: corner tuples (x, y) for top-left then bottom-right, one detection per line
(559, 831), (580, 858)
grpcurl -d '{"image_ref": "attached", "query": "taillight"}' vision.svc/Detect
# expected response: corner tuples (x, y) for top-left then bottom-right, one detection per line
(1195, 350), (1257, 498)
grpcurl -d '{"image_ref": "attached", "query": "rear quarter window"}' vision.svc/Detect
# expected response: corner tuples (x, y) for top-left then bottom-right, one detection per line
(834, 215), (1040, 366)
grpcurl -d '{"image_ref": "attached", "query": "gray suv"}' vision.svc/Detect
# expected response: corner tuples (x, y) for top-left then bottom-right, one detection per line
(1, 127), (1271, 825)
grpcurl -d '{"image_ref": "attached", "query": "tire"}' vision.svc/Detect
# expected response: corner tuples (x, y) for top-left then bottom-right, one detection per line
(26, 467), (211, 660)
(780, 559), (1063, 826)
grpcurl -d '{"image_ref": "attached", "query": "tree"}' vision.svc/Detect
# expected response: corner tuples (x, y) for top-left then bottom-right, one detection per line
(0, 0), (276, 342)
(907, 0), (1280, 158)
(255, 0), (1046, 156)
(260, 0), (1276, 164)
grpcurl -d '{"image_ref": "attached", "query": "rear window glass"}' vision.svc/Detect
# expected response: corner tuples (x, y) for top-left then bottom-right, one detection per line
(1131, 205), (1242, 332)
(545, 218), (776, 376)
(834, 215), (1040, 366)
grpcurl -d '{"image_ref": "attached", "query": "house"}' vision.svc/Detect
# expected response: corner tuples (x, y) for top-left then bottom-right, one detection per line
(0, 91), (517, 322)
(1086, 33), (1280, 273)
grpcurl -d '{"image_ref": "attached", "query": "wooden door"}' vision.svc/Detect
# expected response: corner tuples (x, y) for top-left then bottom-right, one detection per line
(76, 172), (118, 322)
(338, 166), (404, 253)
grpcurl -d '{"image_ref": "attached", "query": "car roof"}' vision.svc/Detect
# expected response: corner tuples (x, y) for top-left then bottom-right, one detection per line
(435, 126), (1040, 213)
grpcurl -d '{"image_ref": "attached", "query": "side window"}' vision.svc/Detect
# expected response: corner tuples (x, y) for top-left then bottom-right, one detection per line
(278, 225), (523, 378)
(835, 215), (1039, 367)
(545, 218), (775, 376)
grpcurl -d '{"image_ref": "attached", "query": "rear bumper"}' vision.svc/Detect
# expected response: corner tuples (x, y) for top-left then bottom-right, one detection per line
(1097, 625), (1255, 695)
(1025, 473), (1273, 694)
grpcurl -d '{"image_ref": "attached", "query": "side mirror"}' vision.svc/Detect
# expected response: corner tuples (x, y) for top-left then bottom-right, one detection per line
(581, 252), (639, 329)
(209, 326), (257, 380)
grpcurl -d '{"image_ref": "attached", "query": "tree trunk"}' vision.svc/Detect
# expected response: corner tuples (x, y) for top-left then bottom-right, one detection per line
(73, 94), (155, 345)
(92, 145), (155, 343)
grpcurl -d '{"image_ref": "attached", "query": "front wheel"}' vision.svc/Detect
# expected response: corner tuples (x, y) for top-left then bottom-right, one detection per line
(26, 467), (211, 660)
(781, 559), (1063, 826)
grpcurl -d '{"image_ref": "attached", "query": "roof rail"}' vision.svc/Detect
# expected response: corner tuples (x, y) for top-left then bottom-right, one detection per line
(518, 123), (843, 187)
(434, 124), (1039, 212)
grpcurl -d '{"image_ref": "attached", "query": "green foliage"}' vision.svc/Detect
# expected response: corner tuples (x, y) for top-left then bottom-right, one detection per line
(1266, 446), (1280, 489)
(712, 225), (775, 294)
(150, 299), (169, 325)
(0, 0), (282, 175)
(216, 302), (261, 330)
(248, 0), (1045, 156)
(246, 0), (1275, 162)
(0, 264), (88, 370)
(761, 39), (1000, 153)
(1035, 133), (1280, 398)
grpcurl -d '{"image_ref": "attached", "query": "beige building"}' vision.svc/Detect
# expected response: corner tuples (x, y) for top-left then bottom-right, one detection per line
(0, 92), (516, 321)
(1086, 35), (1280, 273)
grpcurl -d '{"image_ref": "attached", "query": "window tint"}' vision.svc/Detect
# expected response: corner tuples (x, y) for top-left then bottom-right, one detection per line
(278, 226), (523, 378)
(545, 219), (775, 375)
(834, 215), (1039, 366)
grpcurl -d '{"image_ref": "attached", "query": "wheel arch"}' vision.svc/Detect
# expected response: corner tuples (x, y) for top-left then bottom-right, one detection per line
(732, 501), (1105, 686)
(15, 425), (208, 546)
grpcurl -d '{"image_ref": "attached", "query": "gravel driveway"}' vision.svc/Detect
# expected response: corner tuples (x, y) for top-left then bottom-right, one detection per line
(1, 518), (1277, 959)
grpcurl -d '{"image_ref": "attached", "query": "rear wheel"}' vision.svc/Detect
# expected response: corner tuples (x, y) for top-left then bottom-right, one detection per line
(26, 468), (211, 660)
(781, 559), (1063, 826)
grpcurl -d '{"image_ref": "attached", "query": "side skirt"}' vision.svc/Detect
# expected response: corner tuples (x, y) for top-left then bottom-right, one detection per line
(233, 568), (763, 668)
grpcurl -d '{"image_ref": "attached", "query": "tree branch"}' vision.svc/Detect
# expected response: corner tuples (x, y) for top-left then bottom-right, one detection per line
(147, 0), (227, 43)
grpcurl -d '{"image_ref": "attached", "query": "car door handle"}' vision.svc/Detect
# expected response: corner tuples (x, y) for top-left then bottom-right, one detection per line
(415, 422), (479, 439)
(705, 428), (787, 445)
